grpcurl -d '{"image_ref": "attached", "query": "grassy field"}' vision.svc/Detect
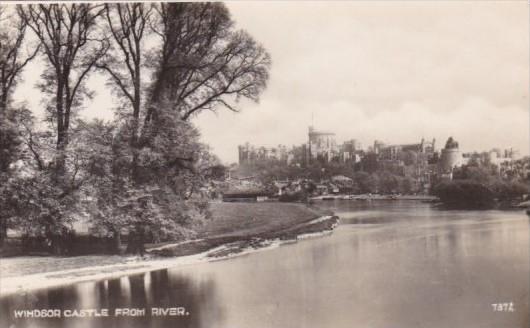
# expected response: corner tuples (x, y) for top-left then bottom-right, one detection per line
(151, 202), (337, 257)
(199, 202), (328, 237)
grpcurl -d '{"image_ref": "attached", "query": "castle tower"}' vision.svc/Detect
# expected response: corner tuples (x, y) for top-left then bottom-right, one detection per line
(439, 137), (463, 173)
(308, 126), (336, 163)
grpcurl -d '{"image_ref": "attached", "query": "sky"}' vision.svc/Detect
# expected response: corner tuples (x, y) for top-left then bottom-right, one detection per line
(13, 1), (530, 164)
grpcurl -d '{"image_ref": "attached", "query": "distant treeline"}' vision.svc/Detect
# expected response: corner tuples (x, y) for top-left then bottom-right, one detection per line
(236, 157), (529, 208)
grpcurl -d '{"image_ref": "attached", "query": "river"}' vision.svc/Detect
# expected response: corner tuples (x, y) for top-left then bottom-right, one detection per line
(1, 200), (528, 328)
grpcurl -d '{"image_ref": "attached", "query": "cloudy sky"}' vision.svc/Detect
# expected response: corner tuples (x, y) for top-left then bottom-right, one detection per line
(14, 1), (530, 164)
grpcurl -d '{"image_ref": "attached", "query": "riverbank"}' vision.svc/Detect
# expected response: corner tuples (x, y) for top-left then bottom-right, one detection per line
(311, 194), (438, 201)
(0, 202), (339, 296)
(150, 202), (338, 257)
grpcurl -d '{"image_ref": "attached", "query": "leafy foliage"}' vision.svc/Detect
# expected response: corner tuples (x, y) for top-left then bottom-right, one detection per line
(2, 3), (271, 255)
(82, 102), (214, 250)
(433, 180), (495, 208)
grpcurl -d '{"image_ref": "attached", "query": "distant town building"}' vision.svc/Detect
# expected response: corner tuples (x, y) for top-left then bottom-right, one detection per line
(238, 143), (289, 165)
(377, 138), (436, 161)
(372, 140), (386, 155)
(460, 147), (522, 175)
(487, 148), (521, 166)
(237, 130), (521, 190)
(369, 138), (438, 190)
(498, 156), (529, 181)
(340, 139), (363, 163)
(308, 126), (338, 163)
(239, 126), (360, 166)
(287, 144), (308, 166)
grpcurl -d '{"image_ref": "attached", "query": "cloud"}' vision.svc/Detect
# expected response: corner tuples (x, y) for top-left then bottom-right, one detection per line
(12, 2), (529, 164)
(194, 1), (528, 163)
(197, 95), (529, 163)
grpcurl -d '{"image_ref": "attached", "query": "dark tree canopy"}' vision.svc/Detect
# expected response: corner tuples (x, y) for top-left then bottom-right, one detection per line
(433, 180), (495, 208)
(147, 2), (271, 122)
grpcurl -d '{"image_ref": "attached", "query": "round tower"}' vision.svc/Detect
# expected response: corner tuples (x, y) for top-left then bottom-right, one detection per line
(439, 137), (463, 173)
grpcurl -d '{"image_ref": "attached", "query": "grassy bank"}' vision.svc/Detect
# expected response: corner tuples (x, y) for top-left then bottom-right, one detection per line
(150, 202), (337, 257)
(1, 202), (338, 281)
(201, 202), (330, 237)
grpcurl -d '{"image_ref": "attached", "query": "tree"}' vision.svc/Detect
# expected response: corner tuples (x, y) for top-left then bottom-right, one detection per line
(0, 6), (39, 174)
(491, 181), (529, 202)
(453, 164), (499, 184)
(400, 177), (418, 195)
(5, 4), (110, 252)
(0, 6), (39, 112)
(97, 3), (152, 145)
(433, 180), (495, 208)
(378, 171), (401, 194)
(0, 108), (32, 246)
(84, 108), (211, 253)
(85, 3), (271, 254)
(359, 153), (379, 173)
(202, 163), (227, 181)
(0, 6), (39, 245)
(353, 171), (378, 194)
(1, 112), (97, 254)
(1, 170), (79, 254)
(147, 2), (271, 122)
(18, 4), (108, 176)
(3, 3), (271, 255)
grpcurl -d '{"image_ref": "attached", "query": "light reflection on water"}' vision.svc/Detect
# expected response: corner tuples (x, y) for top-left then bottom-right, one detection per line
(0, 268), (222, 328)
(1, 201), (528, 328)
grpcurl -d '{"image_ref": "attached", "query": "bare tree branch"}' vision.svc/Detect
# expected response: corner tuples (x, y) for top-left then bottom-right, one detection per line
(0, 8), (39, 111)
(100, 3), (152, 122)
(18, 4), (107, 176)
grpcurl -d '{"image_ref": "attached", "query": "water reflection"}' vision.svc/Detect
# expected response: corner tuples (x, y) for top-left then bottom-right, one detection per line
(0, 201), (528, 328)
(0, 269), (223, 328)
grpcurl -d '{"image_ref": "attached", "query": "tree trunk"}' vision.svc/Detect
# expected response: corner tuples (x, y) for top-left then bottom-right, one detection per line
(54, 78), (67, 180)
(0, 92), (7, 114)
(138, 230), (145, 256)
(0, 220), (7, 247)
(110, 227), (122, 254)
(49, 235), (63, 255)
(126, 229), (137, 254)
(125, 227), (145, 255)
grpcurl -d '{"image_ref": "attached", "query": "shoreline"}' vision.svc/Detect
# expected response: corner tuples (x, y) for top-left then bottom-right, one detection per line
(0, 214), (339, 297)
(310, 194), (438, 201)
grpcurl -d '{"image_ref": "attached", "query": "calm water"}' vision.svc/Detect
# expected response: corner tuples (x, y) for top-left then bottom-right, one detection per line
(1, 201), (529, 328)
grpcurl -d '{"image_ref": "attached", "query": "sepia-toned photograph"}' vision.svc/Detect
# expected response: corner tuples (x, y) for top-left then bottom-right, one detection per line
(0, 1), (528, 328)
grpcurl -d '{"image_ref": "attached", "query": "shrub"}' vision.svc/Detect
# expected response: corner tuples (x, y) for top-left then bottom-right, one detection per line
(279, 191), (307, 202)
(492, 181), (529, 201)
(433, 180), (495, 208)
